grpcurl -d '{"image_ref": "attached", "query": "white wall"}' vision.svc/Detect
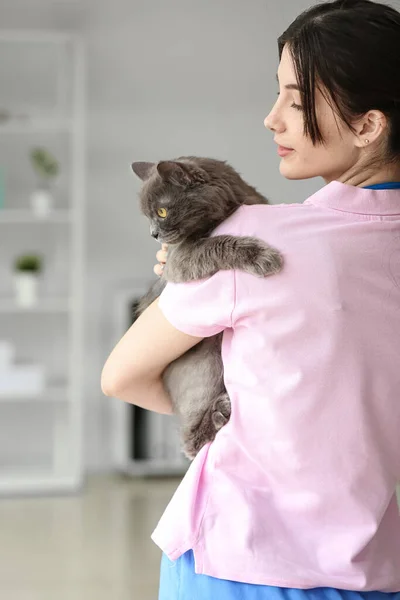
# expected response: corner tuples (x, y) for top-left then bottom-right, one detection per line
(0, 0), (327, 471)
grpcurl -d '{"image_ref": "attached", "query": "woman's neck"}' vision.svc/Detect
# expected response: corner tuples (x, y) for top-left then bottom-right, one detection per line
(333, 162), (400, 188)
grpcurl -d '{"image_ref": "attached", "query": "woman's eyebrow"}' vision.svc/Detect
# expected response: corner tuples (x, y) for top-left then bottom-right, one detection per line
(276, 74), (300, 90)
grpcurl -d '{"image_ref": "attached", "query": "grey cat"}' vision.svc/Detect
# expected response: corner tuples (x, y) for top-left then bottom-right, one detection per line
(131, 157), (283, 459)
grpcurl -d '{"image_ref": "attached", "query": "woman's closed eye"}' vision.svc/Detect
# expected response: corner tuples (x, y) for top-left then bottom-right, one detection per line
(276, 92), (303, 112)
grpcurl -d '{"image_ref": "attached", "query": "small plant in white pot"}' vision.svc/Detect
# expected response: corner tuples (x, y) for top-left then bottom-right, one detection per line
(30, 147), (59, 218)
(13, 254), (43, 308)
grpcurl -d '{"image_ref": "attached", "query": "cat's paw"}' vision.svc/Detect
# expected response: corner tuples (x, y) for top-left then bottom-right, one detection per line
(182, 395), (232, 460)
(211, 395), (231, 430)
(247, 244), (283, 278)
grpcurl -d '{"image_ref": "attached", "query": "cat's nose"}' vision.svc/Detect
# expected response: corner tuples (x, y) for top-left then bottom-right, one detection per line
(150, 225), (159, 240)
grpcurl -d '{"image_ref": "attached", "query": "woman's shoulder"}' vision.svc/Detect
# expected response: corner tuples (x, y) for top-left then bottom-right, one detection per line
(213, 201), (305, 237)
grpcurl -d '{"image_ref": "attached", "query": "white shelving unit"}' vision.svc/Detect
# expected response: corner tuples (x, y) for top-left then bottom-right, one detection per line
(109, 281), (189, 478)
(0, 118), (72, 134)
(0, 298), (71, 313)
(0, 31), (85, 495)
(0, 209), (72, 223)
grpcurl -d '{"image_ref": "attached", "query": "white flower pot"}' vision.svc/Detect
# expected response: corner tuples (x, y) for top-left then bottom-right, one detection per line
(14, 272), (39, 308)
(30, 188), (53, 218)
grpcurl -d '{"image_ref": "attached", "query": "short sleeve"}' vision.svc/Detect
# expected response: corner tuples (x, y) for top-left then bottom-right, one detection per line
(157, 206), (247, 337)
(159, 207), (245, 337)
(158, 269), (236, 337)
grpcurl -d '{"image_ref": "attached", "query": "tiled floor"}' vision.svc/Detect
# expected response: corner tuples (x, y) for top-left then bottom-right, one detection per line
(0, 474), (181, 600)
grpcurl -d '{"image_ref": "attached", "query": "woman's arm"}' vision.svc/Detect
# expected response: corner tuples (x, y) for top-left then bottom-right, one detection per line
(101, 298), (203, 414)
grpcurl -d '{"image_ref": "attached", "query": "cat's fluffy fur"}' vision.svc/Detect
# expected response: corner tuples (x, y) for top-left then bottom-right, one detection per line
(131, 157), (283, 459)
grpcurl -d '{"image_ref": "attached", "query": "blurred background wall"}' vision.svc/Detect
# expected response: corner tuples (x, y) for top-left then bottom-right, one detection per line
(0, 0), (328, 473)
(1, 2), (400, 598)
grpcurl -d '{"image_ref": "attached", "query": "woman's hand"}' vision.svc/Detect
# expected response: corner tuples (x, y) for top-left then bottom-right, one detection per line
(154, 243), (168, 276)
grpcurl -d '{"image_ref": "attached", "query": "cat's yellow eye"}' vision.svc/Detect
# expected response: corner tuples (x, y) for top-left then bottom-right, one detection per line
(157, 208), (167, 218)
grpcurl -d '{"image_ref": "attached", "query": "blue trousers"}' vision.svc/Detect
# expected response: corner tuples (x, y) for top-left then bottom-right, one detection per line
(158, 550), (400, 600)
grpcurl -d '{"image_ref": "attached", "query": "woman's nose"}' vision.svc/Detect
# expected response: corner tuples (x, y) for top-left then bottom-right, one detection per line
(264, 105), (285, 133)
(264, 114), (273, 130)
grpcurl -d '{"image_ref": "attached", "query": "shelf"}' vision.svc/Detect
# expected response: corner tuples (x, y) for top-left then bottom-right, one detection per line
(0, 383), (68, 403)
(0, 31), (85, 496)
(0, 116), (73, 134)
(0, 210), (72, 224)
(0, 298), (71, 313)
(0, 31), (78, 44)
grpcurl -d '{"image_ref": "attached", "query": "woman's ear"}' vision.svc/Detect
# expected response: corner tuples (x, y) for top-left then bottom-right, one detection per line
(354, 110), (388, 148)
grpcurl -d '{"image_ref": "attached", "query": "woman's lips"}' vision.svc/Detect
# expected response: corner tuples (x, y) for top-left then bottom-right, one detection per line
(277, 145), (294, 157)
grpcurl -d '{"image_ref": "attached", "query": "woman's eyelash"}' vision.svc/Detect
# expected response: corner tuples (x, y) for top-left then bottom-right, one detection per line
(276, 92), (303, 111)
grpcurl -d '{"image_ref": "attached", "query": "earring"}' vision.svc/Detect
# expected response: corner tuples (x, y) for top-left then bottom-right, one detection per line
(365, 139), (370, 144)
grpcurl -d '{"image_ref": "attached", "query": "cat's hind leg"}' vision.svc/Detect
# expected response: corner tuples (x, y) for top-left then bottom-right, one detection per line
(211, 393), (231, 430)
(183, 392), (231, 460)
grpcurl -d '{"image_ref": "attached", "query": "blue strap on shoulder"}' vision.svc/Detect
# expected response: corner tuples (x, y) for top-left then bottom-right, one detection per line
(363, 182), (400, 190)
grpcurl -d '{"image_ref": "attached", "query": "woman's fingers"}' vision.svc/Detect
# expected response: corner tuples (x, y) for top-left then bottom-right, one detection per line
(153, 263), (164, 277)
(154, 243), (168, 277)
(156, 249), (167, 264)
(156, 244), (168, 264)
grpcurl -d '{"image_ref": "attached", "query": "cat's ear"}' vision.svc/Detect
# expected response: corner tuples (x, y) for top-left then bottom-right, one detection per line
(157, 161), (209, 187)
(156, 161), (191, 187)
(131, 162), (155, 181)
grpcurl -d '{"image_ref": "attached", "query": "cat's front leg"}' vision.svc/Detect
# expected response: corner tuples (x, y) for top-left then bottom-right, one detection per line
(162, 236), (283, 283)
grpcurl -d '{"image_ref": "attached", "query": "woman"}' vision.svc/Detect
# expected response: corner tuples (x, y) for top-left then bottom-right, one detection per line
(101, 0), (400, 597)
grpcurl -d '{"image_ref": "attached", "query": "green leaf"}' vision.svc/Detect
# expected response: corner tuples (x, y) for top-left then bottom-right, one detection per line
(14, 254), (43, 272)
(30, 147), (60, 180)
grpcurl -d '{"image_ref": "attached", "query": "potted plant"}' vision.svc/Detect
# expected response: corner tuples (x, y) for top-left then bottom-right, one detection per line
(13, 254), (43, 307)
(30, 147), (59, 218)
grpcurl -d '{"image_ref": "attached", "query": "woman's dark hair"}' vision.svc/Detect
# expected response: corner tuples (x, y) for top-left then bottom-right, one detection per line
(278, 0), (400, 159)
